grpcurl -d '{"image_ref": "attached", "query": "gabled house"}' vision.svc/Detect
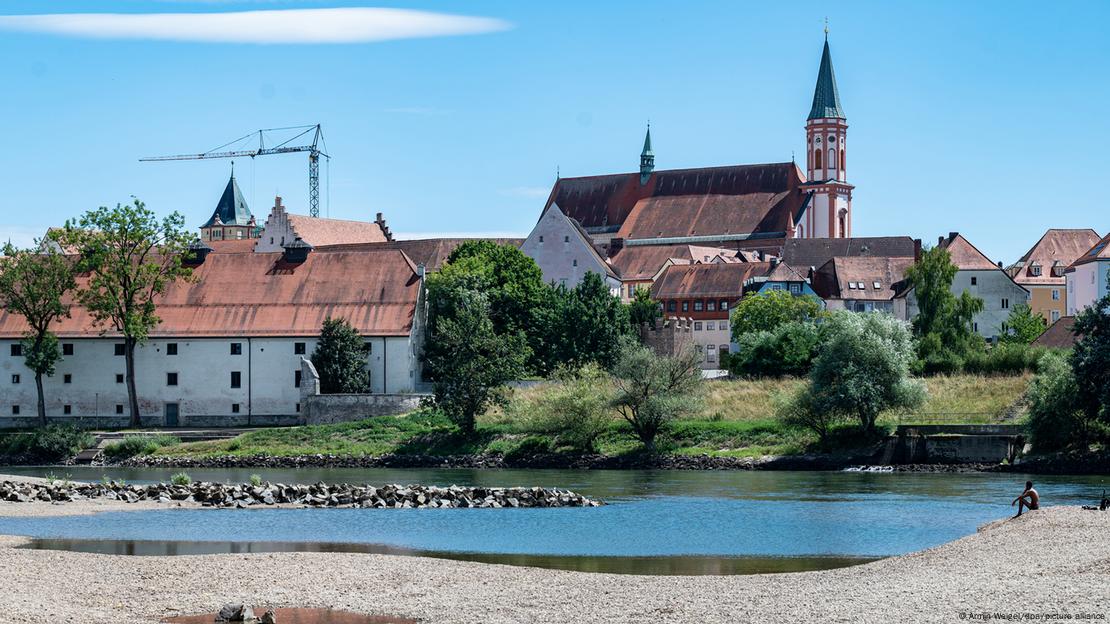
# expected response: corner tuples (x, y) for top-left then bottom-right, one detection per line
(812, 256), (914, 315)
(744, 261), (820, 299)
(1008, 228), (1100, 324)
(252, 197), (392, 252)
(605, 243), (741, 301)
(519, 202), (621, 293)
(1066, 231), (1110, 315)
(903, 233), (1029, 341)
(199, 171), (259, 242)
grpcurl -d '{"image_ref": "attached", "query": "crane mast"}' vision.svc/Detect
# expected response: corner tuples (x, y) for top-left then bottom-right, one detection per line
(141, 124), (329, 217)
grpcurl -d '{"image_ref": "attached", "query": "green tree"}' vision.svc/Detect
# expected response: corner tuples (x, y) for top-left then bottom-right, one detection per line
(310, 317), (370, 394)
(1070, 290), (1110, 441)
(0, 243), (77, 425)
(611, 340), (703, 450)
(998, 303), (1047, 344)
(559, 272), (631, 369)
(729, 321), (821, 378)
(775, 382), (841, 445)
(426, 288), (527, 434)
(1025, 352), (1085, 451)
(628, 286), (660, 329)
(808, 312), (925, 435)
(52, 200), (193, 427)
(514, 363), (614, 453)
(730, 290), (822, 340)
(904, 246), (985, 368)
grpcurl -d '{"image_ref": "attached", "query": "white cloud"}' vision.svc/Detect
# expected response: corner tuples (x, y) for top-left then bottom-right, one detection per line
(498, 186), (550, 199)
(0, 8), (511, 44)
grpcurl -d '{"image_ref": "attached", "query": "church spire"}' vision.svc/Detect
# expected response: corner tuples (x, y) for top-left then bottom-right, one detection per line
(639, 122), (654, 183)
(808, 37), (845, 120)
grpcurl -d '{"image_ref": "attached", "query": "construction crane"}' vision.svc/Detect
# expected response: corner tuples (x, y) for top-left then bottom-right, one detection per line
(141, 124), (329, 217)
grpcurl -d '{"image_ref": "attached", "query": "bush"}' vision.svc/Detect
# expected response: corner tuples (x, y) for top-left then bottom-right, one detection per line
(612, 340), (703, 450)
(963, 343), (1047, 375)
(170, 472), (192, 486)
(775, 383), (841, 444)
(0, 425), (94, 462)
(513, 363), (614, 453)
(729, 321), (820, 378)
(249, 474), (263, 487)
(1026, 352), (1085, 451)
(101, 434), (180, 460)
(502, 435), (552, 462)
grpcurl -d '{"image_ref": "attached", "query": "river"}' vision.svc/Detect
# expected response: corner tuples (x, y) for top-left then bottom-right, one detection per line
(1, 466), (1105, 575)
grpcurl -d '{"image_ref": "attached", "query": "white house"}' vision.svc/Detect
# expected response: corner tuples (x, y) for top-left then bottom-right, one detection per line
(520, 202), (621, 293)
(0, 245), (426, 428)
(1066, 232), (1110, 316)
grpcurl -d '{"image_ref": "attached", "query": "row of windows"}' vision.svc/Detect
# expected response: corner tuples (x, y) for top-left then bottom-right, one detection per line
(11, 342), (314, 357)
(692, 321), (729, 332)
(694, 344), (731, 364)
(10, 403), (304, 416)
(665, 299), (732, 313)
(536, 235), (572, 244)
(12, 369), (310, 389)
(767, 283), (803, 294)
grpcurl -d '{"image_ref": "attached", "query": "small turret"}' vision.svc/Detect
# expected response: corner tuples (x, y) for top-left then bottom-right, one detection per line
(639, 123), (654, 184)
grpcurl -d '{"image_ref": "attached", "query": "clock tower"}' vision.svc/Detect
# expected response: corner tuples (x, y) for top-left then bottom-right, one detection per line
(801, 32), (853, 239)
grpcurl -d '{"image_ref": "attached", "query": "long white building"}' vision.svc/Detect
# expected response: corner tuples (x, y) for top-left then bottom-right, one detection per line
(1, 244), (427, 428)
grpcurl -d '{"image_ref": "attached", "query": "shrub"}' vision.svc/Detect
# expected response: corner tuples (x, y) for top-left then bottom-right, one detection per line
(963, 343), (1046, 376)
(101, 434), (180, 460)
(249, 474), (263, 487)
(1025, 352), (1085, 451)
(503, 435), (552, 462)
(0, 425), (94, 462)
(513, 363), (614, 453)
(170, 472), (192, 486)
(775, 383), (841, 444)
(730, 290), (823, 337)
(612, 340), (703, 450)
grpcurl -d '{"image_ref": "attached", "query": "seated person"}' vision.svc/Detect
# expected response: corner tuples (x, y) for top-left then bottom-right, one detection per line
(1011, 481), (1039, 517)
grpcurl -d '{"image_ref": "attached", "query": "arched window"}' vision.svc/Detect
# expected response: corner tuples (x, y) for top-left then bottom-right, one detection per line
(840, 149), (845, 171)
(829, 148), (836, 170)
(814, 149), (822, 169)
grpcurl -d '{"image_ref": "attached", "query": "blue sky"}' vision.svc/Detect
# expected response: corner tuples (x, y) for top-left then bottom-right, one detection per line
(0, 1), (1107, 264)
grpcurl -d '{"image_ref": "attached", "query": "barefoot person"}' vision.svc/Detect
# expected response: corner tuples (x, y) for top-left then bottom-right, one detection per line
(1012, 481), (1039, 517)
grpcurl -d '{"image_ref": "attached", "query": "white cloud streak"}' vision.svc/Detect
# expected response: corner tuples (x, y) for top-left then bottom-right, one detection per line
(0, 7), (510, 44)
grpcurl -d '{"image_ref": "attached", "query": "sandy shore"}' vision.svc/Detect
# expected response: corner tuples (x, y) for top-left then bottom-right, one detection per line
(0, 480), (1107, 623)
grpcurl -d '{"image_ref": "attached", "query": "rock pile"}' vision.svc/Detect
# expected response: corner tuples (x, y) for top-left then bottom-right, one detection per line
(0, 479), (602, 509)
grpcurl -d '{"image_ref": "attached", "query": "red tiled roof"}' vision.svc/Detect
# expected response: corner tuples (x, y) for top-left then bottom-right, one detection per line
(607, 244), (739, 281)
(1032, 316), (1079, 349)
(938, 233), (998, 271)
(651, 262), (772, 300)
(1070, 231), (1110, 268)
(316, 238), (524, 272)
(287, 214), (388, 246)
(549, 163), (810, 241)
(207, 239), (258, 254)
(812, 256), (915, 301)
(1012, 229), (1100, 285)
(0, 249), (420, 338)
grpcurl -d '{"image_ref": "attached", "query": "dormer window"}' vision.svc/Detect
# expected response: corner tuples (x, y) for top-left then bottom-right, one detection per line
(1030, 265), (1042, 277)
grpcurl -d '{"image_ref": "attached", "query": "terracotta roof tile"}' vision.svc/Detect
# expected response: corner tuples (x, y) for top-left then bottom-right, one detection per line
(313, 238), (524, 272)
(1032, 316), (1079, 349)
(651, 262), (772, 300)
(1011, 229), (1101, 285)
(938, 233), (998, 271)
(812, 256), (915, 301)
(1070, 231), (1110, 268)
(0, 249), (420, 338)
(287, 214), (388, 246)
(207, 239), (258, 254)
(549, 163), (810, 241)
(607, 244), (739, 281)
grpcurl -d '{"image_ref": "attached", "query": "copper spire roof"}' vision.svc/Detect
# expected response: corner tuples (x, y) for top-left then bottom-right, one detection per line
(202, 172), (253, 228)
(808, 39), (845, 120)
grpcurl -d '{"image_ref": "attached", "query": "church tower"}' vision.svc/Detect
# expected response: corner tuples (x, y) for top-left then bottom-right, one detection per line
(639, 123), (655, 184)
(802, 31), (853, 239)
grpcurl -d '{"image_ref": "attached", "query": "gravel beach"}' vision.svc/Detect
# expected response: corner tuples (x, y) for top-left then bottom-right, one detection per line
(0, 481), (1106, 623)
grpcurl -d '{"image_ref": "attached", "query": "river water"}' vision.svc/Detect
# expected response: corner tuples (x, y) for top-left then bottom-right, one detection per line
(1, 466), (1105, 575)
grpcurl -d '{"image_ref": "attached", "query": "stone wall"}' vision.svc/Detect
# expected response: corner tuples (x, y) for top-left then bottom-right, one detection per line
(639, 316), (694, 358)
(299, 358), (427, 425)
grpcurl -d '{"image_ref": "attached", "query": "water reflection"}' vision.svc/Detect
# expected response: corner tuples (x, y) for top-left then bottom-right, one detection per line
(25, 537), (879, 576)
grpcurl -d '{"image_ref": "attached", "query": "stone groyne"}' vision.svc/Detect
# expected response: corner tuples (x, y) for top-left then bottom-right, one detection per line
(0, 480), (603, 509)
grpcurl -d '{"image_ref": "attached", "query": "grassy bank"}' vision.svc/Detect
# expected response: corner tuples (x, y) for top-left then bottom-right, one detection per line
(149, 373), (1032, 461)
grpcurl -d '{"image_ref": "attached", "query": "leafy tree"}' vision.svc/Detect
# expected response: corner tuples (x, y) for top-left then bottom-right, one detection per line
(904, 246), (984, 367)
(611, 340), (703, 450)
(426, 288), (527, 434)
(628, 286), (660, 329)
(310, 317), (370, 394)
(776, 382), (840, 444)
(1025, 352), (1085, 451)
(729, 321), (821, 378)
(52, 200), (193, 427)
(998, 303), (1047, 344)
(808, 312), (925, 435)
(557, 272), (630, 369)
(730, 290), (822, 340)
(1070, 290), (1110, 440)
(0, 243), (76, 425)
